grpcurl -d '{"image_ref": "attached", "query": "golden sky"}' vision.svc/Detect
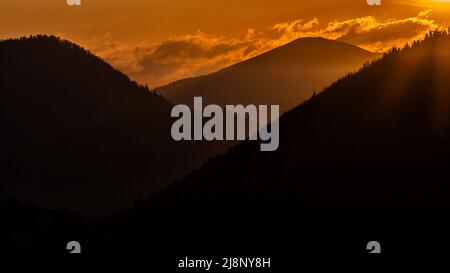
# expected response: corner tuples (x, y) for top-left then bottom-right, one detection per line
(1, 0), (450, 87)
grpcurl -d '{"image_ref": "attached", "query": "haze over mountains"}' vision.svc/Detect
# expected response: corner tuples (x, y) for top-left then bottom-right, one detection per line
(0, 36), (375, 216)
(109, 31), (450, 252)
(157, 37), (380, 113)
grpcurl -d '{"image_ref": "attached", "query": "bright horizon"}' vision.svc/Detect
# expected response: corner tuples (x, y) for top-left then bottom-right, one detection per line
(1, 0), (450, 87)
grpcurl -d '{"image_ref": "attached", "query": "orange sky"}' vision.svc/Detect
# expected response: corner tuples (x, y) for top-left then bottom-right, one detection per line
(1, 0), (450, 87)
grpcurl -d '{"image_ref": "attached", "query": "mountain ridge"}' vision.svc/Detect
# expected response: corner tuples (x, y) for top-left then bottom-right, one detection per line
(156, 37), (380, 112)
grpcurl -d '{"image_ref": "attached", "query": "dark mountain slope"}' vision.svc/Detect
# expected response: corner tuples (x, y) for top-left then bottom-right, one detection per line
(156, 37), (380, 113)
(4, 33), (450, 253)
(107, 31), (450, 252)
(0, 35), (224, 215)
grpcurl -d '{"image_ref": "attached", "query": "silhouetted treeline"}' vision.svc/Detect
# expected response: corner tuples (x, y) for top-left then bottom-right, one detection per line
(103, 30), (450, 252)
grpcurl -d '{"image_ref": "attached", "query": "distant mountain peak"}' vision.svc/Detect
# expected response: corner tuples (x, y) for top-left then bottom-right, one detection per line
(156, 37), (380, 113)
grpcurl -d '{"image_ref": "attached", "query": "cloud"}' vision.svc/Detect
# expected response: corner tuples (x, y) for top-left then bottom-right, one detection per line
(87, 10), (443, 88)
(331, 10), (441, 52)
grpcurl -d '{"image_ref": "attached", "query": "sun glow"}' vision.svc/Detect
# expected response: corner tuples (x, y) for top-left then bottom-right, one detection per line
(430, 0), (450, 5)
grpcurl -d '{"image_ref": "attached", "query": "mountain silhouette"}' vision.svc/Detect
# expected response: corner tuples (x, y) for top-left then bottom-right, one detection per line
(156, 37), (380, 113)
(3, 32), (450, 253)
(105, 31), (450, 252)
(0, 35), (226, 216)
